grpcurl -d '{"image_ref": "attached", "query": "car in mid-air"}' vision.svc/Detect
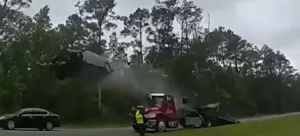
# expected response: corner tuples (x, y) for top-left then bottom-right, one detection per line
(0, 108), (61, 131)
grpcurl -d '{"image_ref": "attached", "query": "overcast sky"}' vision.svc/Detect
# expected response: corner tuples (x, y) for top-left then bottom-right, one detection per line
(23, 0), (300, 69)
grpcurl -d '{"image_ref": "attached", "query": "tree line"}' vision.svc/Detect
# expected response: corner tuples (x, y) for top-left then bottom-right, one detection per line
(1, 0), (300, 122)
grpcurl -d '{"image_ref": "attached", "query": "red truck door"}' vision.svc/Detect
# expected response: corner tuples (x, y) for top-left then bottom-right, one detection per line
(165, 96), (176, 117)
(165, 95), (178, 127)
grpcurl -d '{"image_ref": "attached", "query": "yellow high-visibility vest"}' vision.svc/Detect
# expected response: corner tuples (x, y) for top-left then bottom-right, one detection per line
(135, 110), (144, 124)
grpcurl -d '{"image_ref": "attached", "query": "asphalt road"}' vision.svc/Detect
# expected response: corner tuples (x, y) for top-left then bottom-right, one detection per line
(0, 127), (135, 136)
(1, 112), (299, 136)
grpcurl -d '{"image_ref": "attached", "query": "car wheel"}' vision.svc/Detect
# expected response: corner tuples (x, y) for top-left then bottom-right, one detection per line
(156, 120), (166, 132)
(45, 121), (53, 131)
(7, 120), (15, 130)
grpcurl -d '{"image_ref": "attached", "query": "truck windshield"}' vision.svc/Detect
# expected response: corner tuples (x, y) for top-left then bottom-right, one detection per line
(146, 96), (166, 107)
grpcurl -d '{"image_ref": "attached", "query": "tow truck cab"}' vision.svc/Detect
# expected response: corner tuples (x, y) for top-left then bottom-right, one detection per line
(141, 93), (184, 132)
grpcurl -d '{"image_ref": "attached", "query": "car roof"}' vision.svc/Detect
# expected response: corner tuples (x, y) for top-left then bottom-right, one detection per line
(82, 50), (130, 70)
(21, 108), (49, 112)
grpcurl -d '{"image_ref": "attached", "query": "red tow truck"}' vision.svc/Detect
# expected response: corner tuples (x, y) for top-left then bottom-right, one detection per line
(130, 92), (240, 132)
(130, 93), (202, 132)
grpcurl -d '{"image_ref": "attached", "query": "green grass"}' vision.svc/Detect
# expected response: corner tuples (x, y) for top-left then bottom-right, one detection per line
(143, 115), (300, 136)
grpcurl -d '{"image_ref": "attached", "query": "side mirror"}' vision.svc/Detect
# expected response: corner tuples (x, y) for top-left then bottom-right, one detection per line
(182, 97), (189, 104)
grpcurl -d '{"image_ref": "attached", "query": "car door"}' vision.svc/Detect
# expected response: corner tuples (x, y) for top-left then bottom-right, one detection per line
(18, 110), (34, 128)
(31, 110), (48, 128)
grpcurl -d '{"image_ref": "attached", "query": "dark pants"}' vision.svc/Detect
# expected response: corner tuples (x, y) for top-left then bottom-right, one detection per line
(135, 124), (146, 136)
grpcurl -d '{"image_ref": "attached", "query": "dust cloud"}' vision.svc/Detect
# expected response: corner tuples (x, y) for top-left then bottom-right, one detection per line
(98, 64), (187, 108)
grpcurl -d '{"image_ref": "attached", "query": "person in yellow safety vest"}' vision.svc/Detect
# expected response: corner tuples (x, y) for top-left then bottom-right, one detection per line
(135, 107), (146, 136)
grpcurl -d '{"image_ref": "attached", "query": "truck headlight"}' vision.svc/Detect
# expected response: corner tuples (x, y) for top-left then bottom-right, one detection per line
(145, 113), (156, 118)
(0, 116), (5, 120)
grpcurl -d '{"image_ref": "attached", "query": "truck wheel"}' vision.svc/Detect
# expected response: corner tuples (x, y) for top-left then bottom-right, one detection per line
(155, 120), (166, 132)
(179, 118), (187, 128)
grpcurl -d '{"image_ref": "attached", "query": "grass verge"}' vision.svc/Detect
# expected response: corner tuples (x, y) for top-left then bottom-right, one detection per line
(143, 114), (300, 136)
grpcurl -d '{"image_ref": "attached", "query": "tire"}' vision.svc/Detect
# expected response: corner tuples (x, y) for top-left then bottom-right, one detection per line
(155, 120), (167, 132)
(6, 120), (15, 130)
(179, 117), (187, 128)
(38, 127), (44, 131)
(45, 121), (53, 131)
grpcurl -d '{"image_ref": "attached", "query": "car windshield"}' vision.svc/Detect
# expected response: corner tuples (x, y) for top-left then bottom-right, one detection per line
(13, 109), (24, 115)
(146, 96), (166, 107)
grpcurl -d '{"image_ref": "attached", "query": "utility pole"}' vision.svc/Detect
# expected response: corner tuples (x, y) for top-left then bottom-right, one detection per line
(207, 13), (211, 33)
(98, 87), (102, 110)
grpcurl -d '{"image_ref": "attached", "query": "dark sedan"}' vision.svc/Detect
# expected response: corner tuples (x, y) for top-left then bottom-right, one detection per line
(0, 108), (61, 131)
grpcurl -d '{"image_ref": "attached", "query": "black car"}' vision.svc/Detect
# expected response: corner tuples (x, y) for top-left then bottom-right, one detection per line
(0, 108), (61, 131)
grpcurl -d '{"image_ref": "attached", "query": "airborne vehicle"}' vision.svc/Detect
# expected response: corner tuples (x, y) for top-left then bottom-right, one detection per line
(50, 49), (131, 82)
(49, 49), (132, 109)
